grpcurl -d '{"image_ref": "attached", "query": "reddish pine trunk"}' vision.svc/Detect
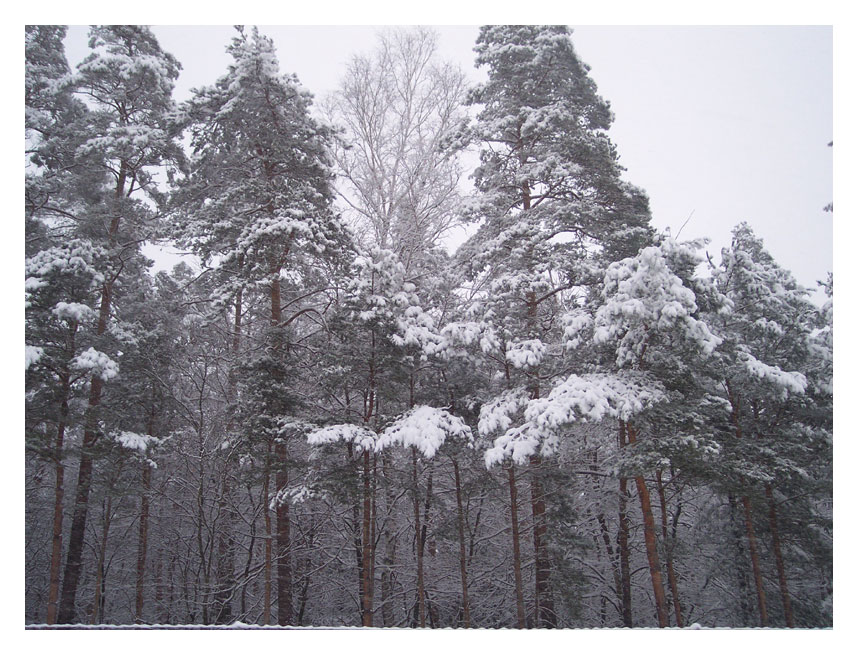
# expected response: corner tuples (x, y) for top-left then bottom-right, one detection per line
(452, 459), (471, 628)
(626, 423), (669, 628)
(529, 455), (555, 628)
(275, 444), (292, 626)
(268, 273), (293, 626)
(728, 388), (768, 627)
(766, 484), (795, 627)
(656, 470), (683, 627)
(742, 495), (769, 627)
(57, 376), (103, 624)
(507, 464), (526, 629)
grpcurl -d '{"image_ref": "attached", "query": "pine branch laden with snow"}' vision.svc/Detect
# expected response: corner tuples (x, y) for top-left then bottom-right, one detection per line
(482, 373), (667, 467)
(344, 247), (442, 356)
(306, 423), (378, 454)
(376, 405), (473, 458)
(71, 347), (119, 381)
(594, 238), (721, 368)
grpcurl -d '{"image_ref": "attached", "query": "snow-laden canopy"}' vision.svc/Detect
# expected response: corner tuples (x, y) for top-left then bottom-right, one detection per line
(594, 239), (721, 368)
(482, 372), (667, 467)
(306, 423), (377, 454)
(377, 405), (473, 458)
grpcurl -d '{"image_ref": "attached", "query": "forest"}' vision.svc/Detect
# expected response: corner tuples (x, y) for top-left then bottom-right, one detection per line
(24, 25), (832, 628)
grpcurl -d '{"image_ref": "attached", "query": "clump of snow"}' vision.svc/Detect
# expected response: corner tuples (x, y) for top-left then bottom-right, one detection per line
(307, 423), (377, 453)
(52, 301), (95, 323)
(562, 310), (593, 350)
(482, 373), (667, 467)
(505, 339), (546, 369)
(25, 345), (44, 369)
(740, 351), (807, 395)
(115, 431), (159, 455)
(377, 406), (473, 458)
(71, 347), (119, 380)
(478, 388), (530, 437)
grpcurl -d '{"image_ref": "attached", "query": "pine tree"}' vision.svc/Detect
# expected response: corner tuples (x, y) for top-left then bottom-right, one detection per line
(458, 25), (654, 628)
(173, 26), (350, 626)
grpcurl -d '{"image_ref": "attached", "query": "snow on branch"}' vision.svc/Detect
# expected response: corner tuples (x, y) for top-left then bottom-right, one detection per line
(71, 347), (119, 381)
(482, 373), (666, 468)
(307, 423), (377, 453)
(377, 405), (473, 458)
(739, 351), (807, 396)
(25, 345), (44, 369)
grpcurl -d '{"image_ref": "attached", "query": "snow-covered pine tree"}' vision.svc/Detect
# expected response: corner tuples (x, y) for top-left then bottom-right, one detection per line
(173, 26), (350, 626)
(707, 224), (831, 627)
(25, 25), (184, 625)
(458, 25), (655, 628)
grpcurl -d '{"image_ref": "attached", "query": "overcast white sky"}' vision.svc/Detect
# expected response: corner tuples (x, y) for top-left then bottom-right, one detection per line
(62, 25), (833, 300)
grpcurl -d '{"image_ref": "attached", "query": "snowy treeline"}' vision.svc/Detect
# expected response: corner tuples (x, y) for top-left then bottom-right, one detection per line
(25, 25), (832, 628)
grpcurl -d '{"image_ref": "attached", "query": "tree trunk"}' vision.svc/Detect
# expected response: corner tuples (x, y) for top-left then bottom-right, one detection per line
(275, 444), (291, 626)
(506, 463), (526, 629)
(423, 464), (438, 628)
(57, 164), (127, 625)
(529, 455), (555, 627)
(452, 459), (471, 628)
(728, 493), (752, 625)
(268, 273), (293, 626)
(380, 451), (397, 627)
(90, 496), (112, 625)
(626, 423), (669, 628)
(411, 447), (425, 627)
(766, 483), (794, 627)
(46, 368), (71, 625)
(262, 453), (272, 625)
(742, 495), (769, 627)
(361, 449), (374, 627)
(728, 389), (768, 627)
(135, 462), (152, 623)
(617, 421), (633, 627)
(656, 470), (683, 627)
(57, 377), (103, 624)
(214, 285), (243, 625)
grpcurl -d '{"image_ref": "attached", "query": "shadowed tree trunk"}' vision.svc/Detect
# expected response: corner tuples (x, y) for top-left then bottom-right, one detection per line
(135, 461), (152, 623)
(617, 421), (633, 627)
(506, 463), (526, 629)
(766, 483), (794, 627)
(529, 455), (555, 628)
(262, 448), (272, 625)
(742, 495), (768, 627)
(46, 365), (71, 625)
(380, 451), (397, 627)
(361, 449), (374, 627)
(452, 458), (471, 627)
(411, 447), (426, 627)
(214, 284), (242, 625)
(727, 387), (768, 627)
